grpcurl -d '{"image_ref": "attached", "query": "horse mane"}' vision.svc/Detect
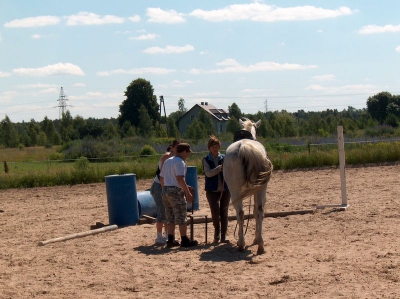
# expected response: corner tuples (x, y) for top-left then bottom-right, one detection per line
(241, 118), (254, 132)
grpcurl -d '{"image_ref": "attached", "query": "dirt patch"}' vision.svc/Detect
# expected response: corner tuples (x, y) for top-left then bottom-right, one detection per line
(1, 165), (399, 298)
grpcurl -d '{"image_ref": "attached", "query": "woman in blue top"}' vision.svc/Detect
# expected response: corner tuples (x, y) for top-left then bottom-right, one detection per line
(202, 135), (230, 243)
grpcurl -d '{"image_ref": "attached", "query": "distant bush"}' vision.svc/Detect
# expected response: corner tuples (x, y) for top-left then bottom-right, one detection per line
(139, 145), (157, 157)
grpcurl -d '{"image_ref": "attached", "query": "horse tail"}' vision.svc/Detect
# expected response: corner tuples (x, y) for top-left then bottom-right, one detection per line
(238, 142), (273, 200)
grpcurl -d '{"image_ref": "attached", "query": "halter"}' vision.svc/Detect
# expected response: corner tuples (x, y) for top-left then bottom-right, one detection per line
(233, 121), (257, 142)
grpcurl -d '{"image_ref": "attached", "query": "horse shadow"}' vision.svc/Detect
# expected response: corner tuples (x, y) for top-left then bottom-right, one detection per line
(199, 243), (253, 262)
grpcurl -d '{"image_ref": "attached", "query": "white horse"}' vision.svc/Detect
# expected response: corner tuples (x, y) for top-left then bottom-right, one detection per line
(223, 118), (273, 254)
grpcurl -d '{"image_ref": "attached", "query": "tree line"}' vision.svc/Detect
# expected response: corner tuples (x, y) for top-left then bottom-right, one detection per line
(1, 78), (400, 150)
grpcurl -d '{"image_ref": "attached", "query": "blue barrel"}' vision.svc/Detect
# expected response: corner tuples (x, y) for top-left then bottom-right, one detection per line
(185, 166), (199, 211)
(137, 190), (157, 218)
(105, 174), (139, 226)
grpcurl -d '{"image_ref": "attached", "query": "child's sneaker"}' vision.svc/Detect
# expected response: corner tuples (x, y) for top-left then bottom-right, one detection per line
(155, 236), (167, 245)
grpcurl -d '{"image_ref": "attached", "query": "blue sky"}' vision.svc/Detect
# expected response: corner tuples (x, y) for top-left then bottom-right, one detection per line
(1, 1), (399, 123)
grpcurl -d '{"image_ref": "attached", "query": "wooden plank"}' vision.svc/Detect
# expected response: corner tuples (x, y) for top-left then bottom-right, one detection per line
(38, 224), (118, 246)
(186, 209), (315, 225)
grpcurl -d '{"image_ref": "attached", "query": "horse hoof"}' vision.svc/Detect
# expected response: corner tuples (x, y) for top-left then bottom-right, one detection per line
(257, 247), (265, 255)
(238, 246), (245, 252)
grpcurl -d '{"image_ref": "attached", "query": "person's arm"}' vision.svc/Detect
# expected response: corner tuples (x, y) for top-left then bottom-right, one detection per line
(176, 175), (193, 203)
(203, 157), (222, 178)
(160, 176), (165, 188)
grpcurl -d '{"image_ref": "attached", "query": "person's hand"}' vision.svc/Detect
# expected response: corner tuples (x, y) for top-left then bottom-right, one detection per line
(186, 191), (193, 203)
(188, 186), (194, 193)
(218, 165), (223, 172)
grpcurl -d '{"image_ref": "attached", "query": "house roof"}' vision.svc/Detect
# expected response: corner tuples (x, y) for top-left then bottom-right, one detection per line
(198, 102), (230, 121)
(177, 102), (230, 125)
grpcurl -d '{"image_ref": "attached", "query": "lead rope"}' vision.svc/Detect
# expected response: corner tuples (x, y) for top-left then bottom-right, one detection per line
(233, 195), (252, 240)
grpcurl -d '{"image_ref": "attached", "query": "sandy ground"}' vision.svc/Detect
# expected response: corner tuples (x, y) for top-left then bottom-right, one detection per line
(1, 164), (399, 298)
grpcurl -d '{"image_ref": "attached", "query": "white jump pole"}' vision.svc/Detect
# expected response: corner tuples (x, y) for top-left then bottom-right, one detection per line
(38, 224), (118, 246)
(317, 125), (349, 210)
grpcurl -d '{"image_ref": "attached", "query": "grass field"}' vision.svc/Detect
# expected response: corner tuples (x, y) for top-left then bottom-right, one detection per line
(1, 141), (400, 189)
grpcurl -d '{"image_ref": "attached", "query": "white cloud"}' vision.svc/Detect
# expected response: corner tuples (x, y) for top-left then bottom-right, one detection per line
(85, 92), (103, 97)
(0, 71), (11, 77)
(199, 51), (209, 55)
(305, 84), (377, 94)
(4, 16), (61, 28)
(129, 15), (141, 22)
(143, 44), (194, 54)
(171, 80), (194, 87)
(32, 34), (41, 39)
(190, 59), (317, 74)
(312, 74), (336, 81)
(216, 58), (241, 67)
(0, 32), (2, 41)
(12, 63), (85, 76)
(96, 67), (176, 76)
(16, 83), (57, 89)
(66, 12), (124, 26)
(146, 8), (186, 24)
(73, 83), (86, 87)
(129, 33), (159, 40)
(396, 46), (400, 52)
(359, 24), (400, 34)
(242, 88), (269, 93)
(114, 30), (131, 34)
(40, 87), (58, 94)
(305, 84), (326, 91)
(189, 4), (355, 22)
(0, 91), (18, 104)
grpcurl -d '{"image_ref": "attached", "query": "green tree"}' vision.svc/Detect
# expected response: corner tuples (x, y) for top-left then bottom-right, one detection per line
(187, 119), (207, 141)
(226, 117), (241, 134)
(103, 121), (119, 140)
(0, 115), (19, 148)
(41, 116), (59, 146)
(366, 91), (392, 123)
(198, 109), (215, 135)
(59, 110), (75, 143)
(37, 131), (48, 146)
(118, 78), (160, 129)
(27, 119), (40, 146)
(178, 98), (187, 113)
(119, 120), (136, 138)
(228, 102), (242, 120)
(137, 104), (153, 137)
(167, 117), (180, 138)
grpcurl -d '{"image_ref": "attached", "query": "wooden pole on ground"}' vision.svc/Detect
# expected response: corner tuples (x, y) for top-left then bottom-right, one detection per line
(38, 224), (118, 246)
(186, 209), (315, 225)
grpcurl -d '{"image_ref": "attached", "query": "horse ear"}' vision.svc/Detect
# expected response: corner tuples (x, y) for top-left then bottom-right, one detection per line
(255, 119), (262, 128)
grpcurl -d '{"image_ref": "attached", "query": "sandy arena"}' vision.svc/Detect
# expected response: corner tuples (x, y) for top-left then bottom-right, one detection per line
(1, 164), (399, 298)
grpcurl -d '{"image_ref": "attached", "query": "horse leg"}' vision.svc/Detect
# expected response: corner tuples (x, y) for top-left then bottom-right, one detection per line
(234, 201), (245, 252)
(253, 191), (266, 255)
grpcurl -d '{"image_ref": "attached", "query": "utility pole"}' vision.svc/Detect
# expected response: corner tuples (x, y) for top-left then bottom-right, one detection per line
(56, 87), (70, 119)
(159, 95), (169, 137)
(264, 98), (268, 119)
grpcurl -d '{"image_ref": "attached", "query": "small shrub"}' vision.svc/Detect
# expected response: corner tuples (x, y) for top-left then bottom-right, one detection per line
(139, 145), (157, 157)
(49, 152), (64, 161)
(74, 156), (90, 171)
(18, 143), (25, 150)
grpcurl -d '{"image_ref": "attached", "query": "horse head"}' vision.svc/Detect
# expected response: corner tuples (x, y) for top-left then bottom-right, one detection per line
(239, 118), (261, 140)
